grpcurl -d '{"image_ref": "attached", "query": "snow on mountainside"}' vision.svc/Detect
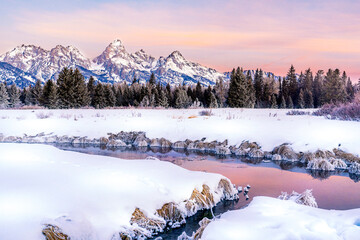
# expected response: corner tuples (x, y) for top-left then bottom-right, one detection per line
(0, 62), (38, 87)
(0, 40), (227, 87)
(0, 39), (280, 88)
(0, 44), (91, 82)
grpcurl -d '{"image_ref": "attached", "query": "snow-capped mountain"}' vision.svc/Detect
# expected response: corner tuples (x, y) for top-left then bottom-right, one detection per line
(0, 40), (227, 87)
(0, 39), (281, 88)
(0, 44), (91, 83)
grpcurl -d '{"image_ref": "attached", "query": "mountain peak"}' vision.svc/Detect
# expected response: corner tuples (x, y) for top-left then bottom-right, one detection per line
(109, 39), (123, 48)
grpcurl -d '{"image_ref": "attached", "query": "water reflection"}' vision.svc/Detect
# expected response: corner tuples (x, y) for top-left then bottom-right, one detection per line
(54, 144), (360, 210)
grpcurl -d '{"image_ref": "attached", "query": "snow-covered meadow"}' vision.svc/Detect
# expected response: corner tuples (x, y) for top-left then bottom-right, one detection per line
(0, 143), (237, 240)
(0, 108), (359, 155)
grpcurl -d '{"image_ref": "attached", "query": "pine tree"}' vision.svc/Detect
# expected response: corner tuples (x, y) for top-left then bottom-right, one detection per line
(287, 96), (294, 109)
(57, 68), (74, 108)
(227, 68), (248, 108)
(280, 95), (286, 108)
(298, 89), (305, 109)
(323, 69), (347, 104)
(0, 82), (9, 108)
(92, 83), (107, 108)
(195, 81), (203, 104)
(149, 72), (156, 86)
(313, 70), (324, 108)
(246, 71), (256, 108)
(31, 80), (43, 105)
(8, 84), (21, 108)
(287, 65), (298, 106)
(158, 90), (169, 108)
(104, 84), (116, 107)
(41, 80), (58, 108)
(254, 69), (264, 107)
(270, 94), (277, 108)
(174, 88), (191, 108)
(208, 92), (218, 108)
(87, 76), (96, 104)
(72, 68), (90, 108)
(214, 78), (227, 107)
(346, 78), (355, 102)
(304, 90), (314, 108)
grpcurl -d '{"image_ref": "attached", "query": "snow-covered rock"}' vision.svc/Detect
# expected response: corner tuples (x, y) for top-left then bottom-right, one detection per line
(349, 162), (360, 175)
(201, 196), (360, 240)
(278, 189), (318, 208)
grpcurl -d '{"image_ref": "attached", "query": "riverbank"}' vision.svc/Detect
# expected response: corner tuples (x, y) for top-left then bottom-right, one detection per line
(0, 143), (238, 240)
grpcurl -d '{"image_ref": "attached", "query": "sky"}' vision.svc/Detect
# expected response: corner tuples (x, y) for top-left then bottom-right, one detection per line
(0, 0), (359, 80)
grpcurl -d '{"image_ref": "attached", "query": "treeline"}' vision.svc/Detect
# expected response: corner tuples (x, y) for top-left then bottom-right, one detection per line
(0, 66), (357, 109)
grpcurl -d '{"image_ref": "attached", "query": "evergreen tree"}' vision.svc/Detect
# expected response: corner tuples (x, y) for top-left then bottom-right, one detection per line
(158, 90), (169, 108)
(227, 68), (248, 108)
(280, 95), (286, 108)
(195, 81), (203, 104)
(287, 65), (298, 106)
(174, 88), (191, 108)
(8, 84), (21, 108)
(323, 68), (347, 104)
(304, 90), (314, 108)
(87, 76), (96, 104)
(208, 91), (218, 108)
(92, 83), (107, 108)
(346, 78), (355, 102)
(254, 69), (264, 107)
(31, 80), (43, 105)
(41, 80), (58, 108)
(313, 70), (324, 108)
(244, 70), (256, 108)
(0, 82), (9, 108)
(149, 72), (156, 86)
(298, 89), (305, 109)
(270, 94), (278, 108)
(287, 96), (294, 109)
(72, 68), (90, 107)
(214, 78), (227, 107)
(104, 84), (116, 107)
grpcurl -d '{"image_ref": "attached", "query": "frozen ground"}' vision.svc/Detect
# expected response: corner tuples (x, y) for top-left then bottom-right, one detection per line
(0, 143), (234, 240)
(0, 108), (359, 155)
(202, 196), (360, 240)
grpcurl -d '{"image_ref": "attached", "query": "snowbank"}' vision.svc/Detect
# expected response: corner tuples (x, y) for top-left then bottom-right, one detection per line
(0, 143), (237, 240)
(0, 108), (359, 156)
(202, 196), (360, 240)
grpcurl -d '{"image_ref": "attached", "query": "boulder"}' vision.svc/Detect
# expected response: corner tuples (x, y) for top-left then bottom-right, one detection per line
(107, 139), (128, 148)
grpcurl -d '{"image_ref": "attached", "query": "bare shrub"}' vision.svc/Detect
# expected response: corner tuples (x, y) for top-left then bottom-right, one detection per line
(286, 110), (311, 116)
(36, 112), (53, 119)
(199, 110), (213, 116)
(313, 102), (360, 121)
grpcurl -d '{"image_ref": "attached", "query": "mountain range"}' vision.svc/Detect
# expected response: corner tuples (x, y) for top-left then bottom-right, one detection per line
(0, 39), (279, 87)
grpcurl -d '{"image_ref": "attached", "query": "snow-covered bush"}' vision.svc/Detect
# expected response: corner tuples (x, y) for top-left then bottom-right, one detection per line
(306, 158), (335, 171)
(278, 189), (318, 208)
(349, 162), (360, 175)
(329, 158), (347, 169)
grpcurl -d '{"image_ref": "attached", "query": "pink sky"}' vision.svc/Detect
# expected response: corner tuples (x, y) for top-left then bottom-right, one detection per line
(1, 0), (360, 80)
